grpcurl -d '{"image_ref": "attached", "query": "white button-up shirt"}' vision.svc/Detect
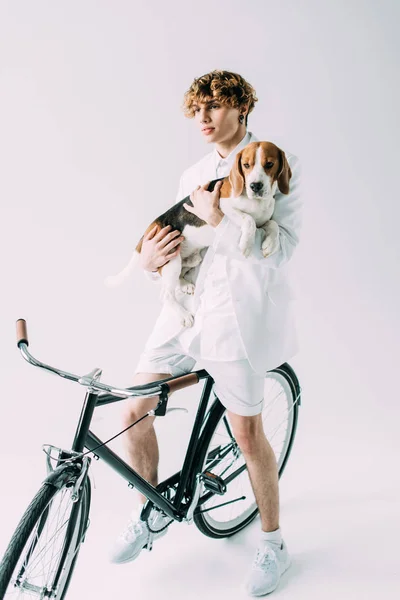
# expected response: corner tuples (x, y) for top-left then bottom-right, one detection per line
(178, 131), (253, 360)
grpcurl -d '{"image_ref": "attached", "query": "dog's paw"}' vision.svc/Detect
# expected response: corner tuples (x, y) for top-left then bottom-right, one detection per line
(179, 278), (195, 295)
(181, 310), (195, 328)
(261, 234), (279, 257)
(239, 234), (254, 258)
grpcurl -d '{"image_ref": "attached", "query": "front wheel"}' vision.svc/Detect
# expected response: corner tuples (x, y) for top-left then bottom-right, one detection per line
(193, 362), (301, 538)
(0, 466), (91, 599)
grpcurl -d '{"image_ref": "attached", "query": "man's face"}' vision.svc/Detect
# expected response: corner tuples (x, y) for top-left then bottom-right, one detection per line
(192, 97), (242, 144)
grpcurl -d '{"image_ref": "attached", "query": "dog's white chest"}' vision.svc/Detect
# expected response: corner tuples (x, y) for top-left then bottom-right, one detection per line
(220, 195), (274, 226)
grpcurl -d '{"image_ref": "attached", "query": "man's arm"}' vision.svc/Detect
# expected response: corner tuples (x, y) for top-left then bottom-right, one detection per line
(143, 174), (185, 282)
(211, 155), (302, 268)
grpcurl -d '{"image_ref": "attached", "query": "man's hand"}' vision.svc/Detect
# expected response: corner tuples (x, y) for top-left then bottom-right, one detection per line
(140, 225), (184, 272)
(183, 180), (224, 227)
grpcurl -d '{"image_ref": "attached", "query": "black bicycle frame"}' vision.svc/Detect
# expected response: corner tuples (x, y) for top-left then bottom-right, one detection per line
(67, 369), (216, 523)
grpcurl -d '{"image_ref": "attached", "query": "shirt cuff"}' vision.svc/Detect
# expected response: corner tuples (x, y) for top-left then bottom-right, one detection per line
(212, 213), (230, 245)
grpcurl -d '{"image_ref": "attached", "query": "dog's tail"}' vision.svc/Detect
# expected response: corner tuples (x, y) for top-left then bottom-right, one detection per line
(104, 250), (141, 287)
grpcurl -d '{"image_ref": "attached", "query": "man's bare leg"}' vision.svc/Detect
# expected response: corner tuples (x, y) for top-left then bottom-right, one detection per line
(227, 411), (279, 532)
(121, 372), (171, 504)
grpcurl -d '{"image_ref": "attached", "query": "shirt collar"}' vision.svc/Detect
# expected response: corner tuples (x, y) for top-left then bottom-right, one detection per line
(213, 130), (253, 173)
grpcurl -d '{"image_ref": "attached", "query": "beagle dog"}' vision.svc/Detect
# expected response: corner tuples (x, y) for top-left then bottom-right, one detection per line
(105, 141), (292, 327)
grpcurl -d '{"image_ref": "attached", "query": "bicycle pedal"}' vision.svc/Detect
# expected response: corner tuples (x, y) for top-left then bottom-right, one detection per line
(201, 471), (226, 495)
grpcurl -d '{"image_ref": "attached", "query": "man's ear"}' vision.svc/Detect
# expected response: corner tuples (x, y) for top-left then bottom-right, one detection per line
(277, 149), (292, 194)
(229, 150), (245, 197)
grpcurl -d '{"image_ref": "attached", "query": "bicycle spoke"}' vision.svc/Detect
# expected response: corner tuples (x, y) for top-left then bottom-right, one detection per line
(2, 482), (88, 600)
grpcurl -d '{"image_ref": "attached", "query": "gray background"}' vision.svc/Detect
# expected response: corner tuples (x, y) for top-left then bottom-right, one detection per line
(1, 1), (399, 598)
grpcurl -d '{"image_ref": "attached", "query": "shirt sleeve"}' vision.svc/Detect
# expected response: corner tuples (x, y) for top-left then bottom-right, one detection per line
(211, 155), (302, 268)
(143, 174), (185, 283)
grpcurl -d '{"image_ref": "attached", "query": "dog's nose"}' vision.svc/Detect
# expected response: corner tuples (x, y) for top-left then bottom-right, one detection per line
(250, 181), (263, 193)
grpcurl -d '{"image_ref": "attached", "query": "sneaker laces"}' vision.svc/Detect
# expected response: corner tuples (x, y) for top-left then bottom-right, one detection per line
(121, 517), (147, 543)
(253, 545), (278, 572)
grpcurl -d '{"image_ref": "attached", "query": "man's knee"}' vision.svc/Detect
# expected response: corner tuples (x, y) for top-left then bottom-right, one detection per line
(228, 411), (264, 455)
(121, 397), (157, 434)
(121, 371), (171, 434)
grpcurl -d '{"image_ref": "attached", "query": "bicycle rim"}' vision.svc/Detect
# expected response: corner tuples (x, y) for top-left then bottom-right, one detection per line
(197, 367), (299, 533)
(1, 481), (87, 599)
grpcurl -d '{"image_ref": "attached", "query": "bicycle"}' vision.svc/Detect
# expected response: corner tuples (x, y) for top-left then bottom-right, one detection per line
(0, 318), (302, 599)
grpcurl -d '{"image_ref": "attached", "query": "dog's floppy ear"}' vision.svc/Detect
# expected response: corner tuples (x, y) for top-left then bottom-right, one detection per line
(277, 149), (292, 194)
(229, 150), (245, 197)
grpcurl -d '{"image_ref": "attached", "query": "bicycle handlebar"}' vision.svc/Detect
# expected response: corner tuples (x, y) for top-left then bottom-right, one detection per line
(15, 319), (199, 399)
(17, 318), (29, 347)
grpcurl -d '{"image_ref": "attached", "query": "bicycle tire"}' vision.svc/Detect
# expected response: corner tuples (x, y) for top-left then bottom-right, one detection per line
(0, 467), (91, 600)
(193, 362), (300, 538)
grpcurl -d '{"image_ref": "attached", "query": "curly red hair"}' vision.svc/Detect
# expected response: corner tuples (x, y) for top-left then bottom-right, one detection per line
(182, 69), (258, 126)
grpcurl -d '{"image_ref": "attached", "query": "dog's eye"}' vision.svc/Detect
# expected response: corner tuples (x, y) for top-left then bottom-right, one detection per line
(264, 162), (274, 169)
(243, 163), (250, 169)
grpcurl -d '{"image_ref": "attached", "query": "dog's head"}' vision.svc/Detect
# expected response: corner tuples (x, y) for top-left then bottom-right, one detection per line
(228, 141), (292, 200)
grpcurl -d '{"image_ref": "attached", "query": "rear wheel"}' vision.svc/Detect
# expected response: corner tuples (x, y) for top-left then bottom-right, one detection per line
(0, 468), (91, 599)
(193, 363), (300, 538)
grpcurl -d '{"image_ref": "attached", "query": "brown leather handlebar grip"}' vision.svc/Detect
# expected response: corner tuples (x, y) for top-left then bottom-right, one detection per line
(16, 319), (29, 347)
(165, 372), (199, 394)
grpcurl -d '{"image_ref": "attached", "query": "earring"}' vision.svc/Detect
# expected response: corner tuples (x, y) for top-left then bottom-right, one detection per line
(239, 114), (245, 124)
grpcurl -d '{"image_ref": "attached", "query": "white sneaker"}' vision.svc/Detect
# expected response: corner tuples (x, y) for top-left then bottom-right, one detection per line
(109, 506), (171, 564)
(244, 539), (291, 596)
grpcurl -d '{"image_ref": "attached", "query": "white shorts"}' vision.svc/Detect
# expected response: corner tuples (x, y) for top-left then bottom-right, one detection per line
(134, 336), (265, 417)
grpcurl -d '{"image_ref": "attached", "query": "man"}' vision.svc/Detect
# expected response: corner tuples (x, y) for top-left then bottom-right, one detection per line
(110, 69), (302, 596)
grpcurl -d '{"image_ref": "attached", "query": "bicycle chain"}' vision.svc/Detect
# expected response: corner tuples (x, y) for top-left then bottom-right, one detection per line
(145, 514), (174, 534)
